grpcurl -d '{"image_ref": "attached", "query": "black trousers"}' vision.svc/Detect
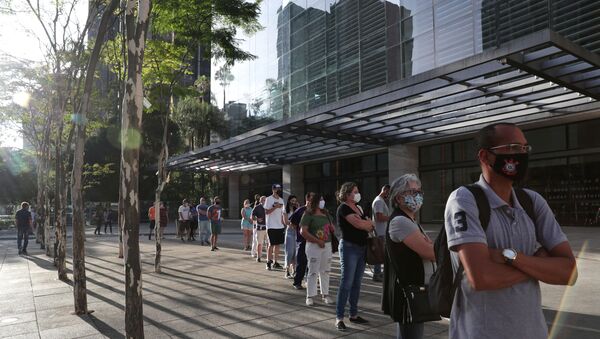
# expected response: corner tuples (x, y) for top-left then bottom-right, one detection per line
(17, 227), (29, 251)
(293, 241), (307, 286)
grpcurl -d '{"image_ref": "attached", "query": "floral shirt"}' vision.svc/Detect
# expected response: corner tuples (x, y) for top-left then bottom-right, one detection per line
(299, 212), (334, 242)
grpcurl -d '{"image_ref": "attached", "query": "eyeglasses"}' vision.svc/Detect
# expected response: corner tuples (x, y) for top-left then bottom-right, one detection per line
(487, 144), (532, 154)
(402, 189), (424, 196)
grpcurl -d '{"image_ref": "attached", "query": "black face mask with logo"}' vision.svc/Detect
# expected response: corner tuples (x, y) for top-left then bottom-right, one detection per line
(490, 152), (529, 182)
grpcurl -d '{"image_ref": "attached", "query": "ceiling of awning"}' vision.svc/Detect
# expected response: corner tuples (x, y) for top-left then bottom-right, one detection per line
(167, 29), (600, 172)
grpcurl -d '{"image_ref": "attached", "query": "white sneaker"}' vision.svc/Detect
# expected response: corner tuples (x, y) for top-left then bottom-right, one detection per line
(306, 297), (314, 306)
(322, 296), (334, 305)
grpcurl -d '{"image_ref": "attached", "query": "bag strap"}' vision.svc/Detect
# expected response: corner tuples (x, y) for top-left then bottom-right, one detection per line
(463, 184), (490, 231)
(451, 184), (491, 294)
(514, 187), (536, 224)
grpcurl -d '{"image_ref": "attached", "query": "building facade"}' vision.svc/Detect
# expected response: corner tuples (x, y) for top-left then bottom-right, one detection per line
(168, 0), (600, 226)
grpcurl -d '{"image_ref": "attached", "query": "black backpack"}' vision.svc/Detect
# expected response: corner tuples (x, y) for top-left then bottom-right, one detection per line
(428, 184), (536, 317)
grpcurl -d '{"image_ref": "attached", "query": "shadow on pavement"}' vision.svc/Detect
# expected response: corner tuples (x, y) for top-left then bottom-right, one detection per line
(544, 308), (600, 338)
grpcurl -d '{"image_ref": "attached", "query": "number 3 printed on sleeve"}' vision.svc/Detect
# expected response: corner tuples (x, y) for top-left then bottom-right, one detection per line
(453, 211), (468, 232)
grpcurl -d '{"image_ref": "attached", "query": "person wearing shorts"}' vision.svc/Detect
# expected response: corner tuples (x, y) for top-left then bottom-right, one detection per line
(264, 184), (287, 270)
(252, 196), (267, 262)
(178, 199), (191, 242)
(207, 196), (223, 251)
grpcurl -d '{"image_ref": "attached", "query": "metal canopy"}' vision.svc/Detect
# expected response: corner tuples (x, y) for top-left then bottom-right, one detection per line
(167, 29), (600, 172)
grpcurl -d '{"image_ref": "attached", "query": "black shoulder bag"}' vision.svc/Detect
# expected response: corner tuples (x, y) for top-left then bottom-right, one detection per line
(387, 220), (440, 324)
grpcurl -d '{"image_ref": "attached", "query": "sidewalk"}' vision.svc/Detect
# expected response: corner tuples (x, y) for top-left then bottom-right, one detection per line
(0, 223), (598, 338)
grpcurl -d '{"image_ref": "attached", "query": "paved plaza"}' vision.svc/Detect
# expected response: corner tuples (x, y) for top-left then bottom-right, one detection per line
(0, 222), (599, 339)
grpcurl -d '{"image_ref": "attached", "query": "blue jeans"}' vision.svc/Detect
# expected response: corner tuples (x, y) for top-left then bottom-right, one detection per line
(294, 241), (307, 286)
(397, 322), (424, 339)
(335, 239), (367, 320)
(17, 227), (29, 251)
(284, 227), (297, 268)
(198, 220), (210, 242)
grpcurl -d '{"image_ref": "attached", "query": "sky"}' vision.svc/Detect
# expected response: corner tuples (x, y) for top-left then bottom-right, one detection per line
(0, 1), (88, 149)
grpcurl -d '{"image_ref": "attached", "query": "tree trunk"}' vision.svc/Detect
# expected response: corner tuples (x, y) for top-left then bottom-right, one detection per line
(121, 1), (151, 337)
(70, 0), (119, 315)
(154, 113), (170, 273)
(54, 116), (68, 281)
(35, 139), (49, 249)
(118, 182), (124, 259)
(44, 196), (52, 256)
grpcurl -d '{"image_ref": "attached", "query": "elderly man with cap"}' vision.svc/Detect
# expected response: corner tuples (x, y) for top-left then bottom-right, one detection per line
(264, 183), (287, 271)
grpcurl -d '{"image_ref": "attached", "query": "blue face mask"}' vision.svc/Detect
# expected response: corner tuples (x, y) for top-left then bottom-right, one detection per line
(403, 193), (424, 212)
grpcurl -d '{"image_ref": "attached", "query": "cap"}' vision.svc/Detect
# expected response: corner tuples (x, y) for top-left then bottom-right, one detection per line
(272, 183), (282, 189)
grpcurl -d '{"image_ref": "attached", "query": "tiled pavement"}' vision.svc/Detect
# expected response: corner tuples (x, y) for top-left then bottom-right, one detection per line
(0, 223), (598, 338)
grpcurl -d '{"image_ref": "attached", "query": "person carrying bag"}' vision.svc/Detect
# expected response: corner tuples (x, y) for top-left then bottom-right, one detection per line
(382, 174), (440, 339)
(366, 229), (385, 265)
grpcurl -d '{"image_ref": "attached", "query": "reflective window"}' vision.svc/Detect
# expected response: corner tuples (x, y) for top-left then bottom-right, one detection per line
(215, 0), (600, 137)
(420, 169), (453, 223)
(525, 125), (567, 153)
(569, 119), (600, 149)
(453, 139), (478, 163)
(420, 143), (452, 165)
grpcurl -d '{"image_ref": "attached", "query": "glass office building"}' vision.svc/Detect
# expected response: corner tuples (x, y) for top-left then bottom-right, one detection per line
(169, 0), (600, 226)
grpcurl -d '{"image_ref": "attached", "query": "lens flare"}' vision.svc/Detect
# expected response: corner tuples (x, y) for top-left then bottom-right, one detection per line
(121, 128), (142, 150)
(12, 92), (31, 108)
(547, 240), (590, 339)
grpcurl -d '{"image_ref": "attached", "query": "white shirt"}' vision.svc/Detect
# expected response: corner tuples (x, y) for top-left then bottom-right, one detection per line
(178, 205), (191, 220)
(372, 195), (390, 236)
(263, 195), (285, 229)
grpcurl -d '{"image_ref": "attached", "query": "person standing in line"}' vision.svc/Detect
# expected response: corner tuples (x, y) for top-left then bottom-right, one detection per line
(178, 199), (191, 242)
(251, 196), (267, 262)
(284, 195), (299, 279)
(241, 199), (253, 250)
(264, 184), (287, 270)
(156, 202), (169, 239)
(207, 196), (223, 251)
(382, 174), (435, 339)
(335, 182), (374, 331)
(104, 208), (113, 234)
(300, 194), (335, 306)
(189, 201), (198, 241)
(250, 194), (261, 258)
(197, 197), (210, 246)
(290, 193), (312, 290)
(15, 202), (32, 255)
(371, 185), (391, 282)
(444, 123), (577, 338)
(148, 204), (156, 240)
(93, 204), (104, 235)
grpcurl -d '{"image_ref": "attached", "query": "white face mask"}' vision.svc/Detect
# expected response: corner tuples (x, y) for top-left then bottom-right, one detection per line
(353, 193), (361, 203)
(318, 200), (325, 209)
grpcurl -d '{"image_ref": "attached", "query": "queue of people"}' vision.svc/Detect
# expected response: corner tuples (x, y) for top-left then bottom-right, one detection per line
(242, 182), (379, 332)
(39, 121), (573, 338)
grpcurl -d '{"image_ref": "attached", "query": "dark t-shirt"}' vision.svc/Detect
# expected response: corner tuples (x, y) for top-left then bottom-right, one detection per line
(15, 209), (31, 229)
(197, 204), (208, 221)
(336, 203), (368, 246)
(251, 204), (266, 226)
(290, 206), (307, 242)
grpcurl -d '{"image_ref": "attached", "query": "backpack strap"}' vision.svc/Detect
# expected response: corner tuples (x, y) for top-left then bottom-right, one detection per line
(451, 184), (491, 294)
(514, 188), (536, 224)
(463, 184), (490, 231)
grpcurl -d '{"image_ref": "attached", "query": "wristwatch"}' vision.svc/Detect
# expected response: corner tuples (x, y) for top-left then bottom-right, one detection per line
(502, 248), (518, 265)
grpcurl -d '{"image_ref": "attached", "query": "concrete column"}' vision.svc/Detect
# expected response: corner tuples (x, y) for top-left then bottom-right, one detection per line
(228, 173), (240, 219)
(282, 164), (304, 202)
(388, 144), (419, 181)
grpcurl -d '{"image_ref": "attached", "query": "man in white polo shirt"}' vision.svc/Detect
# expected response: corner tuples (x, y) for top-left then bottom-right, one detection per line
(264, 183), (287, 271)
